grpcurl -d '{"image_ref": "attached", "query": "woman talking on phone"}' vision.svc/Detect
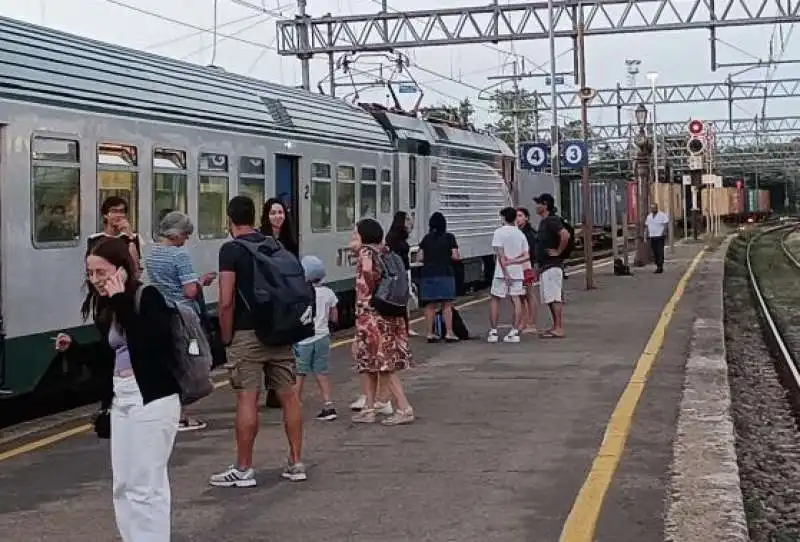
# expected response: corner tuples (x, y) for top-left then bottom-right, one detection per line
(55, 236), (181, 542)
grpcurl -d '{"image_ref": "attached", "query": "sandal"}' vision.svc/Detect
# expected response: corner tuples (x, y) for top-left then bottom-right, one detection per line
(539, 330), (565, 339)
(178, 417), (207, 432)
(444, 334), (460, 343)
(426, 335), (441, 343)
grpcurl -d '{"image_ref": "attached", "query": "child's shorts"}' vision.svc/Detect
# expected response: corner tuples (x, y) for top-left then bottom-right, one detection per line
(293, 335), (331, 375)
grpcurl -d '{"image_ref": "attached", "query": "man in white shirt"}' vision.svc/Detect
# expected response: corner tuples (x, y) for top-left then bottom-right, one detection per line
(488, 207), (530, 343)
(645, 203), (669, 274)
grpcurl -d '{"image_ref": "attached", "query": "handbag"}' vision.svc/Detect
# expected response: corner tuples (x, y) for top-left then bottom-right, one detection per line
(197, 290), (228, 370)
(93, 409), (110, 439)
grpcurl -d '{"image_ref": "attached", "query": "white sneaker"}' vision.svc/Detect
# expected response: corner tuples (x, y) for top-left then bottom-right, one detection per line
(350, 395), (367, 411)
(374, 401), (394, 416)
(209, 465), (256, 488)
(487, 329), (499, 343)
(503, 329), (521, 343)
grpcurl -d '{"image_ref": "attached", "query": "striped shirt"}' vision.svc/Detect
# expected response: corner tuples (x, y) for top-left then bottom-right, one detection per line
(145, 244), (199, 312)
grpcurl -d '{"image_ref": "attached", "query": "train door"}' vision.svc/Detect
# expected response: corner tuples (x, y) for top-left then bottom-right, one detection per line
(274, 154), (300, 249)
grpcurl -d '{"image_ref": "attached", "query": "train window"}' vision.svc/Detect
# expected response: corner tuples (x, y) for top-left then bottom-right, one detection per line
(31, 136), (81, 247)
(239, 156), (266, 226)
(198, 153), (229, 239)
(152, 148), (188, 239)
(360, 167), (377, 219)
(380, 169), (392, 214)
(336, 165), (356, 231)
(97, 143), (139, 232)
(311, 162), (332, 232)
(408, 155), (417, 210)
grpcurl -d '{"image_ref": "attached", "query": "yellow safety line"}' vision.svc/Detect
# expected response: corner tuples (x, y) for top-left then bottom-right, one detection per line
(0, 257), (614, 462)
(559, 249), (706, 542)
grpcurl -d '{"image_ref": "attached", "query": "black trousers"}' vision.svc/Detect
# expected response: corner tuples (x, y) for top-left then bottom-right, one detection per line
(649, 236), (666, 270)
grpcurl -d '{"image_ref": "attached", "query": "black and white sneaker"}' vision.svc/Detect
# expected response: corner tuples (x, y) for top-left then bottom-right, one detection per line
(315, 407), (337, 421)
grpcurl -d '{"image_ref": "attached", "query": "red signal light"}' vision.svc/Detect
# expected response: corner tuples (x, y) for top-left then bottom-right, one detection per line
(688, 120), (704, 135)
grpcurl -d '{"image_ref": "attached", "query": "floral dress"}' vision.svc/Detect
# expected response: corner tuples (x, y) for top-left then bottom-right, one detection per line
(353, 246), (412, 373)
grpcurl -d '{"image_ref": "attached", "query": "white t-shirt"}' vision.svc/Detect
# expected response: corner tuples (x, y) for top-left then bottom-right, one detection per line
(491, 224), (529, 280)
(645, 212), (669, 238)
(297, 285), (339, 345)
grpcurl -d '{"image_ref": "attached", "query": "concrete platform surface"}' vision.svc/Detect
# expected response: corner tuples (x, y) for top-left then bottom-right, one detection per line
(0, 246), (703, 542)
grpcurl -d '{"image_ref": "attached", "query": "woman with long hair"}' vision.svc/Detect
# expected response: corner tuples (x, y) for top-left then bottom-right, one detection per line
(55, 236), (181, 542)
(350, 218), (414, 425)
(418, 212), (461, 343)
(516, 207), (539, 333)
(260, 197), (298, 256)
(259, 197), (299, 409)
(384, 211), (418, 336)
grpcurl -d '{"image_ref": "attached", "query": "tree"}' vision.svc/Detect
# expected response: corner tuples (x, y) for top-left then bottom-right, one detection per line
(483, 88), (539, 149)
(420, 98), (476, 126)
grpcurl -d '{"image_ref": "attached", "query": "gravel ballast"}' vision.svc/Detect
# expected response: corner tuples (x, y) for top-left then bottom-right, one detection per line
(724, 232), (800, 541)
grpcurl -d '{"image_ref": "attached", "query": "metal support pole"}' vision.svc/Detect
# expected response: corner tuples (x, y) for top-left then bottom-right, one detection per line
(298, 0), (311, 91)
(621, 186), (630, 267)
(512, 58), (521, 171)
(634, 126), (652, 266)
(577, 18), (593, 289)
(547, 0), (559, 178)
(610, 186), (619, 262)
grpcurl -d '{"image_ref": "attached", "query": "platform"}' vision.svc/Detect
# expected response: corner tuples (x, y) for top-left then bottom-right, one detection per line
(0, 244), (705, 542)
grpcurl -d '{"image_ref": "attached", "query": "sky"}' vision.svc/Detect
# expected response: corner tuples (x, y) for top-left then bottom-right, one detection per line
(3, 0), (799, 137)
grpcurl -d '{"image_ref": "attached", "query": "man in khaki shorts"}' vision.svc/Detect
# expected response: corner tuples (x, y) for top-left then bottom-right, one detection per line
(209, 196), (305, 488)
(533, 193), (569, 338)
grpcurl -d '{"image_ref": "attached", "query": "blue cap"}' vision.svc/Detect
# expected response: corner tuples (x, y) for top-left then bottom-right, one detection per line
(301, 255), (326, 282)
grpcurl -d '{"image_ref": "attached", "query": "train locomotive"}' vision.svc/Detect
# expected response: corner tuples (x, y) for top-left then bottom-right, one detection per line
(0, 16), (514, 402)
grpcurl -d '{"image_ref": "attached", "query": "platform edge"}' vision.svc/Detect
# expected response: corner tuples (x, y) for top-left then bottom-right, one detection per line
(663, 236), (749, 542)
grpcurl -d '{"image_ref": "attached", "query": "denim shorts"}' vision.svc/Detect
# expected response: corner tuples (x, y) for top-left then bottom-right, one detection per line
(293, 335), (331, 375)
(420, 275), (456, 304)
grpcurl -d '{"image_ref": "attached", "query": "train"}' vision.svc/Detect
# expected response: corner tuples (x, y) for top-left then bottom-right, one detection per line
(0, 16), (514, 401)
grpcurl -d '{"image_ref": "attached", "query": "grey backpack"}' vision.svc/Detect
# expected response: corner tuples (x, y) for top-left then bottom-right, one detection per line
(366, 247), (410, 318)
(135, 285), (214, 405)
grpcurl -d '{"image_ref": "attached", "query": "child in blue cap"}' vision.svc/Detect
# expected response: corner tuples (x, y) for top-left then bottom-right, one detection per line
(294, 255), (339, 420)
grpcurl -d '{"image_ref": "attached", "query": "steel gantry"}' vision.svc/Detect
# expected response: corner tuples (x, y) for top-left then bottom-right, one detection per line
(527, 77), (800, 116)
(276, 0), (800, 55)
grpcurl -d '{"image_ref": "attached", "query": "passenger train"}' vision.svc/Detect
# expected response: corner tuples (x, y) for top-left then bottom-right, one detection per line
(0, 16), (514, 400)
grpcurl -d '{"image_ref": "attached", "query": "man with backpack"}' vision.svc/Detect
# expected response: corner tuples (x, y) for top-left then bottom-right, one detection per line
(209, 196), (307, 488)
(533, 193), (571, 339)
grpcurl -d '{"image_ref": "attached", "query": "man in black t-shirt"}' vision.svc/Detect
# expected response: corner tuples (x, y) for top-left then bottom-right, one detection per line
(209, 196), (306, 488)
(533, 193), (570, 338)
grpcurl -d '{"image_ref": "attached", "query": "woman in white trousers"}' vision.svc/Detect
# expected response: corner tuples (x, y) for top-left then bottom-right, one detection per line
(57, 236), (183, 542)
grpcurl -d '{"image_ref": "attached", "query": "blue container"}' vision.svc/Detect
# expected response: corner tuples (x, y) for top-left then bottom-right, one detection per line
(568, 180), (619, 228)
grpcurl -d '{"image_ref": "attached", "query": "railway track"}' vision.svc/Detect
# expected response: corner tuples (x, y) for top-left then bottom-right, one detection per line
(746, 222), (800, 413)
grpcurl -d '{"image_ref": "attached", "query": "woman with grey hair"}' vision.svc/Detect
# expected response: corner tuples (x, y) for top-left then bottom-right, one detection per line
(146, 211), (217, 431)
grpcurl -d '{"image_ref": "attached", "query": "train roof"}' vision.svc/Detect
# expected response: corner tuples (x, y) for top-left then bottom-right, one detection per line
(375, 111), (513, 157)
(0, 16), (394, 152)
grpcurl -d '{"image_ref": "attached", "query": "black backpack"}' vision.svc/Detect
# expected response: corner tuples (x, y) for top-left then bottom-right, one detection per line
(234, 237), (315, 347)
(366, 247), (409, 318)
(559, 216), (576, 259)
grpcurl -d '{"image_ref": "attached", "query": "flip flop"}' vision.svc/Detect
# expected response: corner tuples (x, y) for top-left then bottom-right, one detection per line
(540, 330), (565, 339)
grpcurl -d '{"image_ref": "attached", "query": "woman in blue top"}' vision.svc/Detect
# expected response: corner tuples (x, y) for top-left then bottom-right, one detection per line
(146, 211), (216, 431)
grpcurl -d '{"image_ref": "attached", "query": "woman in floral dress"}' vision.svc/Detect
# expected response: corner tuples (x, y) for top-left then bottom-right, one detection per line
(350, 218), (415, 425)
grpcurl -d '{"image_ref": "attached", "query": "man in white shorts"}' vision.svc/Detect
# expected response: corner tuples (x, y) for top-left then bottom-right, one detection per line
(487, 207), (530, 343)
(533, 193), (570, 338)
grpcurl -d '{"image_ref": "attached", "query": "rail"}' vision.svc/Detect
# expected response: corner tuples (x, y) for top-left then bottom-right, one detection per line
(746, 223), (800, 406)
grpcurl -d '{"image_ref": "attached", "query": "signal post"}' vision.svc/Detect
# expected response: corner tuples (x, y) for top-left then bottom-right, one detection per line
(686, 119), (706, 240)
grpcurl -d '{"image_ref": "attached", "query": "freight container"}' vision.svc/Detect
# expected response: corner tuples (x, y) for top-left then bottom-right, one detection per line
(567, 180), (621, 228)
(650, 183), (684, 221)
(729, 187), (744, 214)
(758, 189), (770, 212)
(747, 189), (758, 212)
(702, 187), (734, 216)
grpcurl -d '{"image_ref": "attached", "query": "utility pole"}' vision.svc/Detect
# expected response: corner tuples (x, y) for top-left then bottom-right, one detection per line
(547, 0), (560, 178)
(297, 0), (311, 91)
(576, 13), (594, 289)
(513, 58), (521, 171)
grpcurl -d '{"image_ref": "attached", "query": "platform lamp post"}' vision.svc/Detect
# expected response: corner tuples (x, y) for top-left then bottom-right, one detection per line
(634, 102), (653, 267)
